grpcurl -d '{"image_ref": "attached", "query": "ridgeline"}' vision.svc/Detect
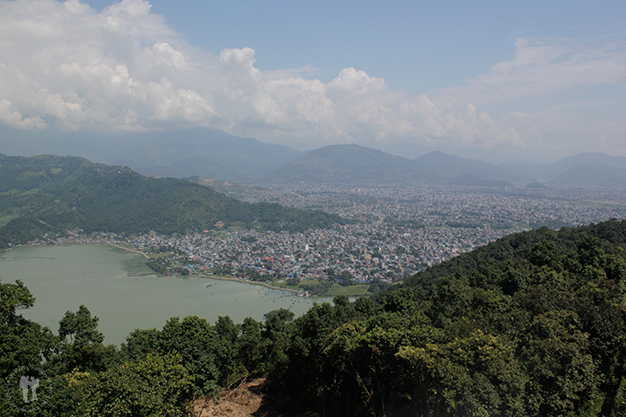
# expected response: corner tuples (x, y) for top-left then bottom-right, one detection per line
(0, 154), (345, 249)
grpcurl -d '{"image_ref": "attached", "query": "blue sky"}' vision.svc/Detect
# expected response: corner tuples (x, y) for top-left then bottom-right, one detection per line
(0, 0), (625, 162)
(82, 0), (625, 93)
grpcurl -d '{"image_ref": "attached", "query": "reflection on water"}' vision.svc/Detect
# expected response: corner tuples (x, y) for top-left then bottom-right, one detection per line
(0, 244), (329, 345)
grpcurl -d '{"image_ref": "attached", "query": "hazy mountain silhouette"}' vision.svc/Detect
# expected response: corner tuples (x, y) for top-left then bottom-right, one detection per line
(503, 152), (626, 188)
(0, 127), (302, 182)
(111, 129), (302, 181)
(265, 144), (444, 185)
(415, 151), (529, 183)
(2, 125), (626, 187)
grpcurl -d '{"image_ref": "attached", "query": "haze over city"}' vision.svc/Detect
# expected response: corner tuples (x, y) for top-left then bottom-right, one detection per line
(0, 0), (625, 163)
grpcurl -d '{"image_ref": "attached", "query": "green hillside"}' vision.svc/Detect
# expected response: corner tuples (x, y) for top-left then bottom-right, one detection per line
(262, 219), (626, 416)
(405, 219), (626, 287)
(0, 154), (344, 248)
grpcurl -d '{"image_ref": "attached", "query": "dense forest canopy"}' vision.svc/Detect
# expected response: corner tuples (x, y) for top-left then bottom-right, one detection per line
(0, 154), (345, 248)
(3, 220), (626, 416)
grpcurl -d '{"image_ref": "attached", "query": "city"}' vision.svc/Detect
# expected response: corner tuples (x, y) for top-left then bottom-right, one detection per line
(35, 184), (626, 295)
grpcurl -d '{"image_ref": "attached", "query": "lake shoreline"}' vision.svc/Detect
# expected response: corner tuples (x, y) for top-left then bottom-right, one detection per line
(2, 244), (324, 345)
(105, 242), (150, 259)
(194, 273), (308, 296)
(23, 241), (314, 297)
(101, 242), (309, 297)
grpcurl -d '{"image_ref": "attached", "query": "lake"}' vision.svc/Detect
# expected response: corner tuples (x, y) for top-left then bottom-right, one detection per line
(0, 244), (328, 345)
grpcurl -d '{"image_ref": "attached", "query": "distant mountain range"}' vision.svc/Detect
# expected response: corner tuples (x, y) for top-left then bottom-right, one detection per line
(113, 129), (301, 181)
(415, 151), (527, 183)
(0, 127), (302, 182)
(501, 152), (626, 188)
(264, 144), (443, 185)
(1, 126), (626, 188)
(267, 146), (626, 187)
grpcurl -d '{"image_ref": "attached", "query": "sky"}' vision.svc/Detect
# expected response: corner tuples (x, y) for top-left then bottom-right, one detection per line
(0, 0), (625, 162)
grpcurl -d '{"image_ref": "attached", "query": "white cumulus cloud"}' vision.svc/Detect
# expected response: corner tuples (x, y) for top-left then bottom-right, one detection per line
(1, 0), (625, 159)
(0, 99), (46, 130)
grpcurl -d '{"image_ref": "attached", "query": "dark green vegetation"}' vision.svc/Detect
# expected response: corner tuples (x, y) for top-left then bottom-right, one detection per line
(0, 154), (345, 248)
(4, 219), (626, 416)
(184, 176), (266, 200)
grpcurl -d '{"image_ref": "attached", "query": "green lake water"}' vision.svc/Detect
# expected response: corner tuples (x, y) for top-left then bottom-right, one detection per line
(0, 244), (328, 345)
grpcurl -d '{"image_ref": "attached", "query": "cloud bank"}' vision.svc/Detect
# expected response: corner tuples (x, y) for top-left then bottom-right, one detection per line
(1, 0), (625, 159)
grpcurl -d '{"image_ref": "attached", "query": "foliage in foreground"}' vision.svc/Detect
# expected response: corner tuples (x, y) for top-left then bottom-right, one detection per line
(3, 219), (626, 416)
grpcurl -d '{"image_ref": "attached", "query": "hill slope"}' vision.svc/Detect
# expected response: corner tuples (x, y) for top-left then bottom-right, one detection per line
(504, 152), (626, 187)
(0, 154), (344, 248)
(272, 219), (626, 416)
(267, 145), (535, 186)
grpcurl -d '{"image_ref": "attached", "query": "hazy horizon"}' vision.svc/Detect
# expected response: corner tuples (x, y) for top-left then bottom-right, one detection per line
(2, 124), (623, 166)
(0, 0), (625, 163)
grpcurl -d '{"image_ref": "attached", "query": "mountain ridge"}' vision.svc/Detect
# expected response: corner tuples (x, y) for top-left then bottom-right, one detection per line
(2, 126), (626, 187)
(0, 153), (344, 249)
(264, 144), (443, 185)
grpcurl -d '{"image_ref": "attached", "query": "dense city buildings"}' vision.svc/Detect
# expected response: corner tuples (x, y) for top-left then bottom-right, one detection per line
(36, 185), (626, 290)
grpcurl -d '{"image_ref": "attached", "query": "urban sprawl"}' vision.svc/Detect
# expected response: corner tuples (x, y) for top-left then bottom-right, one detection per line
(36, 185), (626, 292)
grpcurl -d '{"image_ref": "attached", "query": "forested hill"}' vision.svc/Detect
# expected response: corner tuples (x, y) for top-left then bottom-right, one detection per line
(261, 219), (626, 416)
(0, 154), (344, 248)
(404, 219), (626, 287)
(4, 215), (626, 415)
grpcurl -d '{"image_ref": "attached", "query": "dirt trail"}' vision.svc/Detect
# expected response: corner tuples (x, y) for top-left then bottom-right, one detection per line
(193, 378), (319, 417)
(193, 379), (266, 417)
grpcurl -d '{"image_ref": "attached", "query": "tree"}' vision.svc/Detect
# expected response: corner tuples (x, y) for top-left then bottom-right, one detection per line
(59, 305), (104, 346)
(214, 316), (245, 385)
(0, 280), (57, 416)
(54, 305), (117, 373)
(339, 270), (354, 286)
(158, 316), (222, 396)
(398, 331), (530, 417)
(261, 309), (295, 375)
(75, 353), (194, 417)
(237, 317), (263, 374)
(0, 279), (35, 319)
